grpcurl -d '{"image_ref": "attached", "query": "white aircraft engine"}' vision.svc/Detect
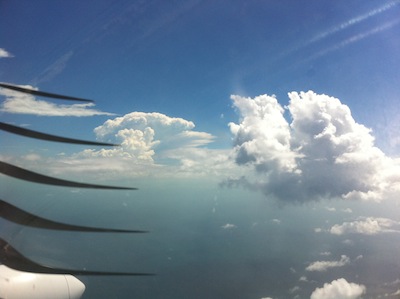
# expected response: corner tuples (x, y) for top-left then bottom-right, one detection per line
(0, 265), (85, 299)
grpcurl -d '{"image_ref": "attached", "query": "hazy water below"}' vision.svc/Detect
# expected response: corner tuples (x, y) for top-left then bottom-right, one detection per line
(1, 177), (400, 298)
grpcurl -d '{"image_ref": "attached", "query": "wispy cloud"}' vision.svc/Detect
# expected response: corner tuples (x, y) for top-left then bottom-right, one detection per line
(31, 51), (74, 85)
(310, 278), (365, 299)
(0, 84), (114, 116)
(284, 1), (400, 58)
(330, 217), (400, 235)
(309, 18), (400, 61)
(225, 91), (400, 203)
(308, 1), (399, 45)
(0, 48), (14, 58)
(306, 255), (350, 272)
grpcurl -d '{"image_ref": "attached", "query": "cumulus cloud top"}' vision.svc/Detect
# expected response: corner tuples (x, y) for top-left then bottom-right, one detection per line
(306, 255), (350, 272)
(0, 84), (114, 116)
(94, 112), (196, 140)
(310, 278), (365, 299)
(57, 111), (237, 178)
(228, 91), (400, 202)
(89, 112), (215, 163)
(16, 110), (232, 178)
(330, 217), (400, 235)
(229, 94), (298, 173)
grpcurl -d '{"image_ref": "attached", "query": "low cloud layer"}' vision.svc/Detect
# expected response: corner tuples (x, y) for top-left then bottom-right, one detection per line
(306, 255), (350, 272)
(310, 278), (365, 299)
(227, 91), (400, 202)
(330, 217), (400, 235)
(0, 84), (114, 116)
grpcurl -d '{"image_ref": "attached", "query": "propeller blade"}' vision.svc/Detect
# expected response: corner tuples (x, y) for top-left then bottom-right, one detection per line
(0, 82), (93, 102)
(0, 122), (119, 146)
(0, 200), (147, 233)
(0, 238), (155, 276)
(0, 161), (137, 190)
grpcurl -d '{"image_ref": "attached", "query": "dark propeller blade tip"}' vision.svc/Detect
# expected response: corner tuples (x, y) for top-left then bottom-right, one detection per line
(0, 200), (147, 233)
(0, 238), (155, 276)
(0, 122), (119, 146)
(0, 161), (137, 190)
(0, 82), (93, 102)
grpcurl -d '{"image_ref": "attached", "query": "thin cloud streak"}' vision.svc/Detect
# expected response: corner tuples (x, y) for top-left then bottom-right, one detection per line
(283, 1), (400, 58)
(309, 18), (400, 62)
(31, 51), (74, 85)
(308, 1), (399, 45)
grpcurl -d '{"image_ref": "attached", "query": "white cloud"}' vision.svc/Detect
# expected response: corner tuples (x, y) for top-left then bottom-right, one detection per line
(91, 112), (214, 160)
(22, 153), (42, 161)
(5, 110), (234, 179)
(330, 217), (400, 235)
(229, 94), (299, 173)
(289, 286), (300, 294)
(271, 219), (281, 224)
(306, 255), (350, 272)
(92, 112), (217, 158)
(385, 278), (400, 286)
(66, 111), (234, 177)
(299, 276), (308, 282)
(0, 48), (13, 58)
(388, 289), (400, 296)
(310, 278), (366, 299)
(227, 91), (400, 203)
(342, 239), (354, 246)
(0, 84), (114, 116)
(221, 223), (237, 230)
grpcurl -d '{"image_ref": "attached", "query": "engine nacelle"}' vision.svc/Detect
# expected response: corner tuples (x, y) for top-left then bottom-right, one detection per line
(0, 265), (85, 299)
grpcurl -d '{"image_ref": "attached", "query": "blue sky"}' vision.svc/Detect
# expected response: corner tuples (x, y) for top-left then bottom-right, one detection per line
(1, 1), (400, 298)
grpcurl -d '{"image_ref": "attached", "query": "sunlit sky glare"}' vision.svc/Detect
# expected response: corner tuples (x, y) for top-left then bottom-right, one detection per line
(1, 1), (400, 299)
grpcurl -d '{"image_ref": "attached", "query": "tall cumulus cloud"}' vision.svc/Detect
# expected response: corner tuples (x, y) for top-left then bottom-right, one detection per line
(89, 112), (214, 162)
(226, 91), (400, 202)
(73, 111), (232, 177)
